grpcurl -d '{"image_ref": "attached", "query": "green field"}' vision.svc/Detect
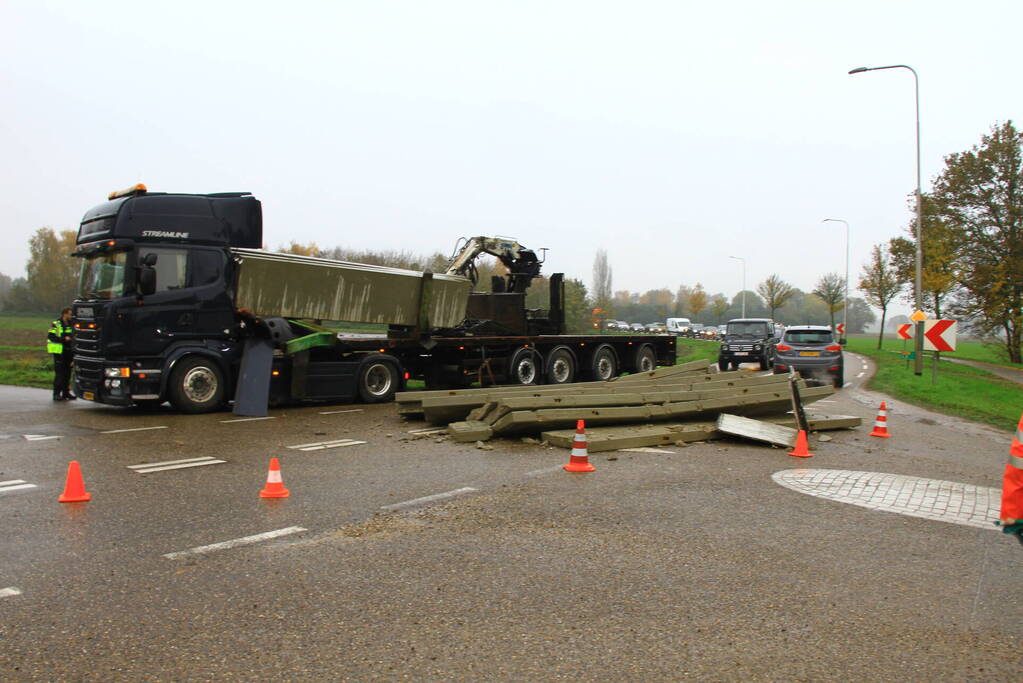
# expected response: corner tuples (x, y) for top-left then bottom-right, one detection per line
(844, 336), (1020, 431)
(0, 314), (53, 388)
(674, 338), (720, 365)
(849, 333), (1021, 368)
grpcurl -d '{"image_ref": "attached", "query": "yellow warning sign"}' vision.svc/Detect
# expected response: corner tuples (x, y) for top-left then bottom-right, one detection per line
(910, 309), (927, 322)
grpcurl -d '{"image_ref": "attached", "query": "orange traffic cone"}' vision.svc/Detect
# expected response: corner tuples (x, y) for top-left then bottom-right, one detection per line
(869, 401), (892, 438)
(563, 420), (596, 472)
(259, 457), (290, 498)
(788, 430), (814, 458)
(58, 460), (92, 503)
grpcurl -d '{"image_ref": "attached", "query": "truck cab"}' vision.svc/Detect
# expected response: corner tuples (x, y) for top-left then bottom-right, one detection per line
(72, 185), (260, 409)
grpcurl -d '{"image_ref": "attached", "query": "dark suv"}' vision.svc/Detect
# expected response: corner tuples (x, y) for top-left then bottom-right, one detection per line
(718, 318), (776, 371)
(772, 325), (844, 387)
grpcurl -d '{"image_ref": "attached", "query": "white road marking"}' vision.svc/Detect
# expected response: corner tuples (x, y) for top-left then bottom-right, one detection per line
(407, 427), (447, 436)
(381, 487), (478, 512)
(101, 426), (168, 434)
(162, 526), (308, 560)
(0, 480), (37, 494)
(843, 383), (852, 388)
(0, 587), (22, 598)
(128, 456), (226, 474)
(524, 465), (563, 477)
(23, 434), (61, 441)
(319, 409), (364, 415)
(857, 372), (865, 378)
(287, 439), (366, 451)
(620, 448), (678, 454)
(816, 400), (836, 403)
(220, 416), (276, 423)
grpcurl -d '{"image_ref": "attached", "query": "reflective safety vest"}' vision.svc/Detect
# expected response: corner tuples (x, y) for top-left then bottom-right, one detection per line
(46, 320), (73, 355)
(999, 414), (1023, 525)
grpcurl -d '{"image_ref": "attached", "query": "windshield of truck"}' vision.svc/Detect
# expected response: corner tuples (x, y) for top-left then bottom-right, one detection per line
(726, 322), (770, 338)
(78, 251), (127, 300)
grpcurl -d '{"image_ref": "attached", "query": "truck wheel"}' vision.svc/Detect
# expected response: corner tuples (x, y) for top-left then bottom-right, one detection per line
(358, 359), (398, 403)
(631, 344), (656, 374)
(589, 344), (618, 381)
(717, 358), (728, 372)
(508, 348), (540, 385)
(545, 346), (576, 384)
(168, 356), (226, 413)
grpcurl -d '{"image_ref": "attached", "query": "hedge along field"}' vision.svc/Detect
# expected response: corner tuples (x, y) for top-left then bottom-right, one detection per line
(0, 315), (54, 388)
(844, 336), (1021, 432)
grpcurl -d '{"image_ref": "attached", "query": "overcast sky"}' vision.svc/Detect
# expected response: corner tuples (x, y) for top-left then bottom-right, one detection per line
(2, 0), (1020, 315)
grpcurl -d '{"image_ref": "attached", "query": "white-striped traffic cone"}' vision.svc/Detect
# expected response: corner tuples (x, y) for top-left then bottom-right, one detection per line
(869, 401), (892, 438)
(259, 457), (290, 498)
(563, 419), (596, 472)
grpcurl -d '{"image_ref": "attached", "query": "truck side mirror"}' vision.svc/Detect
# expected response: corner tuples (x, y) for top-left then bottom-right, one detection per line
(138, 267), (157, 296)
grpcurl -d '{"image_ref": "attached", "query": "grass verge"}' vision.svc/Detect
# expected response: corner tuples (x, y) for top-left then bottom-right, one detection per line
(675, 338), (720, 365)
(844, 337), (1020, 432)
(0, 314), (53, 388)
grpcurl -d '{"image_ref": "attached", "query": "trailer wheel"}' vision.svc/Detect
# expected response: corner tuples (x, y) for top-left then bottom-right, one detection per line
(545, 346), (576, 384)
(168, 356), (226, 413)
(508, 348), (540, 385)
(589, 344), (618, 381)
(631, 344), (657, 374)
(358, 359), (399, 403)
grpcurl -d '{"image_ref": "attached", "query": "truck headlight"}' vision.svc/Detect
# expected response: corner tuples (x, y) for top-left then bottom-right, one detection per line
(105, 367), (130, 378)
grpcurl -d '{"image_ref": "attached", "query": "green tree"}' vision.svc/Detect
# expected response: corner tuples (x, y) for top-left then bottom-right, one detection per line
(888, 194), (959, 318)
(756, 274), (795, 321)
(812, 273), (845, 332)
(25, 227), (78, 314)
(591, 249), (613, 327)
(563, 278), (590, 333)
(859, 244), (904, 348)
(931, 120), (1023, 363)
(709, 293), (729, 323)
(686, 283), (708, 321)
(845, 297), (876, 334)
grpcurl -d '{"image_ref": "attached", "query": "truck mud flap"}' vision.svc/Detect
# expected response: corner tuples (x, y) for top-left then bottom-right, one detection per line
(233, 337), (274, 417)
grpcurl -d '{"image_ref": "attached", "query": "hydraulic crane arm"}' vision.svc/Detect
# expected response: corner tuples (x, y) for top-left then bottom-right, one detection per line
(444, 236), (543, 293)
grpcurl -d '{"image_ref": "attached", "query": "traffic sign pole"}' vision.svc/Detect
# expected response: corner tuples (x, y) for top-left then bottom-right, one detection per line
(911, 310), (927, 377)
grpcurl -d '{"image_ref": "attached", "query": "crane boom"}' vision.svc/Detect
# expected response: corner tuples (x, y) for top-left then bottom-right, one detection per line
(444, 236), (542, 293)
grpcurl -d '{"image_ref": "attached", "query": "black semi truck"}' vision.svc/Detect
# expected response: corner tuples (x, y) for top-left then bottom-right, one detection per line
(71, 185), (677, 414)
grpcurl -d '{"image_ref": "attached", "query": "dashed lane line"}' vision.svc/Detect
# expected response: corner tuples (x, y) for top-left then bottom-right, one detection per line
(101, 426), (168, 434)
(381, 487), (478, 512)
(287, 439), (367, 451)
(524, 465), (563, 477)
(0, 480), (37, 494)
(407, 427), (447, 436)
(163, 526), (308, 560)
(620, 447), (678, 454)
(319, 409), (364, 415)
(128, 456), (226, 474)
(23, 434), (61, 441)
(220, 416), (276, 423)
(857, 372), (865, 378)
(0, 587), (22, 598)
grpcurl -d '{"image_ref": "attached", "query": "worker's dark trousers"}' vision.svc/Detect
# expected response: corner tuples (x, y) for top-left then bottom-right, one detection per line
(52, 354), (72, 398)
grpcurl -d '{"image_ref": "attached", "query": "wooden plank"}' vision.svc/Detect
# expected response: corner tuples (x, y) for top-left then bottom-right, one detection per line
(448, 421), (494, 442)
(415, 373), (792, 424)
(716, 414), (798, 448)
(613, 359), (711, 381)
(489, 385), (832, 435)
(542, 423), (718, 452)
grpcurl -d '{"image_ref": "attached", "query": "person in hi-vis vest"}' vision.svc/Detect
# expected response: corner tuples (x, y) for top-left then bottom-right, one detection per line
(47, 307), (76, 401)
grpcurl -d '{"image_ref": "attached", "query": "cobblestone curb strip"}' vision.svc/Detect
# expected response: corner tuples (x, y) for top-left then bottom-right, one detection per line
(772, 469), (1000, 530)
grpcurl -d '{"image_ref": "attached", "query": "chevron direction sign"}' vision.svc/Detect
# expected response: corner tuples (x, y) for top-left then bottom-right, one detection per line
(923, 319), (957, 352)
(896, 323), (913, 340)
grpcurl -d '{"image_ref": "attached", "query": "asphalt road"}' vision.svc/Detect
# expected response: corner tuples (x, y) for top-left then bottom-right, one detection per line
(1, 356), (1021, 681)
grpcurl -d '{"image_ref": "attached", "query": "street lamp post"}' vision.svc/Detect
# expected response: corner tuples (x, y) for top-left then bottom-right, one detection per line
(849, 64), (924, 375)
(729, 256), (746, 317)
(822, 218), (850, 344)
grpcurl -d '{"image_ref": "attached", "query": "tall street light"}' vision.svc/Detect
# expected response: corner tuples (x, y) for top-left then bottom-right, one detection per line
(729, 255), (746, 317)
(849, 64), (924, 375)
(822, 218), (850, 344)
